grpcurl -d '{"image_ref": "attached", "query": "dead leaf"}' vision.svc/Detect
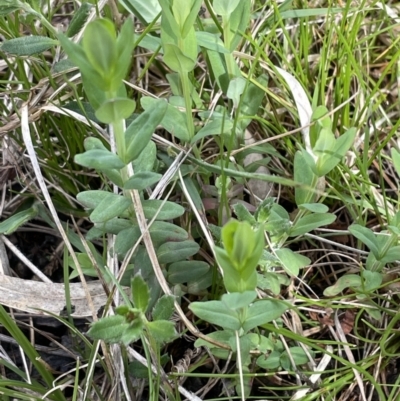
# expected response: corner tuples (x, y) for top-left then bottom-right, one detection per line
(0, 275), (128, 318)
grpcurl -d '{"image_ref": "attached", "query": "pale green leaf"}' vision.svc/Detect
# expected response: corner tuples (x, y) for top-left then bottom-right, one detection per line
(131, 274), (150, 312)
(157, 240), (200, 264)
(290, 213), (336, 237)
(275, 248), (310, 276)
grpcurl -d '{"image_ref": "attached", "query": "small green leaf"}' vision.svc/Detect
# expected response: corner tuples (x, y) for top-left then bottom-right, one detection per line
(298, 203), (329, 213)
(294, 151), (316, 206)
(120, 319), (144, 345)
(0, 205), (38, 235)
(283, 346), (311, 366)
(152, 295), (175, 321)
(191, 117), (233, 145)
(189, 300), (241, 331)
(290, 213), (336, 237)
(242, 300), (289, 332)
(131, 275), (150, 313)
(1, 36), (58, 55)
(83, 137), (108, 151)
(256, 351), (281, 369)
(167, 261), (210, 284)
(142, 200), (185, 220)
(157, 240), (200, 264)
(118, 0), (161, 24)
(146, 320), (176, 343)
(213, 0), (240, 16)
(221, 291), (257, 310)
(349, 224), (379, 257)
(75, 149), (125, 170)
(82, 19), (117, 77)
(275, 248), (310, 277)
(141, 97), (189, 141)
(227, 76), (246, 108)
(89, 195), (132, 223)
(196, 31), (230, 53)
(391, 148), (400, 177)
(95, 98), (136, 124)
(246, 333), (274, 352)
(87, 315), (129, 342)
(124, 98), (168, 163)
(66, 2), (92, 37)
(163, 43), (196, 72)
(123, 171), (162, 190)
(323, 274), (362, 296)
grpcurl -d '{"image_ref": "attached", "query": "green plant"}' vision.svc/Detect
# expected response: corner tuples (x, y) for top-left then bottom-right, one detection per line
(189, 220), (291, 397)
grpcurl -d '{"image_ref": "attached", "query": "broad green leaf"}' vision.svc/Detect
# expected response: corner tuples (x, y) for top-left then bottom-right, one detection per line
(233, 203), (256, 224)
(89, 194), (132, 223)
(315, 128), (356, 176)
(242, 300), (289, 332)
(82, 19), (117, 77)
(313, 128), (335, 156)
(118, 0), (161, 24)
(152, 295), (175, 321)
(363, 270), (382, 291)
(1, 36), (58, 55)
(381, 246), (400, 264)
(131, 275), (150, 313)
(290, 213), (336, 237)
(77, 190), (112, 208)
(391, 148), (400, 177)
(282, 346), (310, 366)
(102, 169), (124, 187)
(83, 137), (107, 151)
(221, 291), (256, 310)
(133, 141), (157, 172)
(141, 97), (189, 141)
(142, 199), (185, 220)
(348, 224), (379, 257)
(146, 320), (176, 343)
(147, 221), (189, 244)
(66, 2), (92, 37)
(115, 19), (136, 86)
(194, 329), (233, 349)
(157, 240), (200, 264)
(181, 0), (203, 38)
(213, 0), (241, 16)
(163, 43), (196, 72)
(119, 319), (144, 345)
(167, 261), (209, 284)
(94, 218), (131, 234)
(294, 151), (316, 206)
(246, 333), (274, 352)
(228, 0), (251, 51)
(95, 98), (136, 124)
(74, 149), (125, 170)
(195, 31), (230, 53)
(189, 301), (241, 331)
(191, 117), (233, 145)
(123, 171), (162, 190)
(257, 350), (281, 369)
(332, 127), (356, 160)
(124, 98), (168, 163)
(323, 274), (362, 296)
(87, 315), (129, 342)
(275, 248), (310, 277)
(114, 226), (140, 256)
(298, 203), (329, 213)
(227, 76), (246, 108)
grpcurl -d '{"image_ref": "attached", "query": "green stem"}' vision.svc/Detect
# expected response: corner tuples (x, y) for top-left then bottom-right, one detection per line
(179, 71), (194, 139)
